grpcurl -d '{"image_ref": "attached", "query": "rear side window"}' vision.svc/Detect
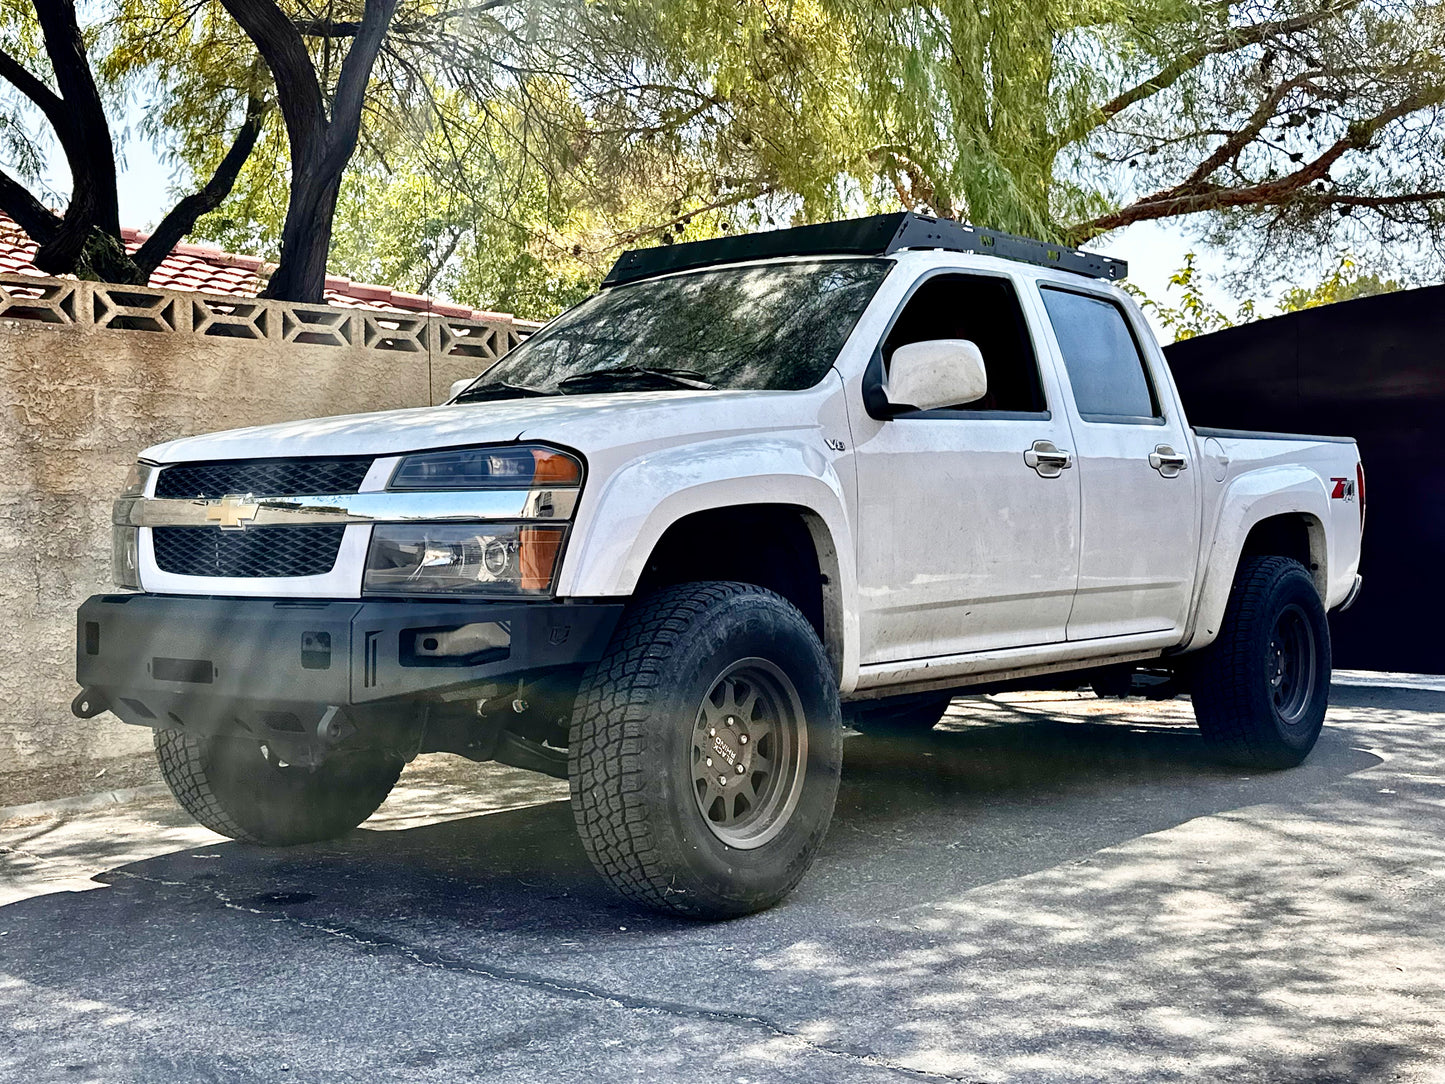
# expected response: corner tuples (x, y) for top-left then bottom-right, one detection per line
(1039, 287), (1160, 422)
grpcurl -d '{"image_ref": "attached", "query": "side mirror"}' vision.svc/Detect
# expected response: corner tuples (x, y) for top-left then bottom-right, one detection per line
(884, 339), (988, 413)
(448, 376), (477, 401)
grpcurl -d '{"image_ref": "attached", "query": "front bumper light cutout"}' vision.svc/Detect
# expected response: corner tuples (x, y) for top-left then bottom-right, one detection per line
(364, 524), (566, 596)
(112, 525), (140, 590)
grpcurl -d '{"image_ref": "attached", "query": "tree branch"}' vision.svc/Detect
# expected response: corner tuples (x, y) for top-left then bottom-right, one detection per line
(0, 47), (66, 130)
(1177, 73), (1317, 191)
(292, 1), (516, 38)
(133, 91), (271, 278)
(325, 0), (400, 171)
(1073, 74), (1445, 243)
(219, 0), (327, 155)
(28, 0), (127, 273)
(0, 166), (61, 243)
(1050, 4), (1356, 152)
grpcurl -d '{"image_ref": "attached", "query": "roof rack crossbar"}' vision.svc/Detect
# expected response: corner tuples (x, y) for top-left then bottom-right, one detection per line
(601, 212), (1127, 287)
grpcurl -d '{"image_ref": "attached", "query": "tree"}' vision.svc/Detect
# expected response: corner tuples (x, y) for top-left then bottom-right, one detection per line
(0, 0), (403, 301)
(0, 0), (267, 283)
(186, 0), (828, 316)
(1129, 251), (1400, 340)
(300, 0), (1445, 312)
(1126, 254), (1260, 340)
(216, 0), (398, 302)
(43, 0), (1435, 317)
(715, 0), (1445, 268)
(1277, 254), (1400, 311)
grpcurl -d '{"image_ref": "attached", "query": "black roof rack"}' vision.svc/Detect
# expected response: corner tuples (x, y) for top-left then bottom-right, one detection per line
(601, 212), (1127, 287)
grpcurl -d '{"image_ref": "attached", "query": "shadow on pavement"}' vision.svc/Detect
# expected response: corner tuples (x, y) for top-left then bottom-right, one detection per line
(3, 695), (1433, 1083)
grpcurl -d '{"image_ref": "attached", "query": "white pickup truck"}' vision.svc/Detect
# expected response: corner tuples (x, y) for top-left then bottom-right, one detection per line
(74, 213), (1365, 917)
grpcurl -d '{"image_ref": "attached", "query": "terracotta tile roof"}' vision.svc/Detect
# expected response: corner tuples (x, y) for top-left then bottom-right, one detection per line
(0, 214), (512, 323)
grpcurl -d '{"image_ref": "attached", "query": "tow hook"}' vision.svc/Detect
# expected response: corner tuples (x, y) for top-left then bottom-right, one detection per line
(71, 688), (109, 719)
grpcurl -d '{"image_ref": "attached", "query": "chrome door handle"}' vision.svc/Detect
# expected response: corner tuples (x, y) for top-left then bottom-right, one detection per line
(1149, 444), (1189, 478)
(1025, 439), (1073, 478)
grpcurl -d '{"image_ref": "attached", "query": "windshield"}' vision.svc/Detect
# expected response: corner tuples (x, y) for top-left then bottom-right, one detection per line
(457, 258), (891, 399)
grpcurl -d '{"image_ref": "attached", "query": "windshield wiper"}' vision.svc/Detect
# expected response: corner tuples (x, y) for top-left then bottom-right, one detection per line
(557, 366), (717, 392)
(452, 380), (558, 403)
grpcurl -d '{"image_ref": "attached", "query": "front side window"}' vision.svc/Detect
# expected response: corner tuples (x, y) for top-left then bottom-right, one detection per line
(1039, 287), (1161, 421)
(881, 273), (1047, 413)
(456, 259), (891, 400)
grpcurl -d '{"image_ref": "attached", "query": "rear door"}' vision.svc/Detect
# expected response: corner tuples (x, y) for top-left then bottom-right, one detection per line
(852, 270), (1081, 664)
(1031, 283), (1201, 641)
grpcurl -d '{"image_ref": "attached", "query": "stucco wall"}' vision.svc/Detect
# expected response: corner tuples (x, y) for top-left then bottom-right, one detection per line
(0, 275), (527, 773)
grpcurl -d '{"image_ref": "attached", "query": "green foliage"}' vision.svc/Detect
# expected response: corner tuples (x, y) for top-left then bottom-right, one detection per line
(1, 0), (1440, 319)
(1126, 253), (1259, 341)
(1130, 252), (1401, 341)
(1277, 256), (1401, 313)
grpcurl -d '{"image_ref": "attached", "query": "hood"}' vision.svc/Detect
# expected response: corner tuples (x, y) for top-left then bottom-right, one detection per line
(142, 387), (824, 464)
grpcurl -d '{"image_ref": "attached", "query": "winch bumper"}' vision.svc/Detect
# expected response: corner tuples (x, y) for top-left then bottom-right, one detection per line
(73, 593), (624, 740)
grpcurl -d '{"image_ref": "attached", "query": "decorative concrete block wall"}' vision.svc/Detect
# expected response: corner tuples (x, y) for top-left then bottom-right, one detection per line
(0, 273), (531, 772)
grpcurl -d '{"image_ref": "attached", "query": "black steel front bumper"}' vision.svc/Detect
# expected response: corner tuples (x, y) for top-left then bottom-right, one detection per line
(74, 593), (624, 743)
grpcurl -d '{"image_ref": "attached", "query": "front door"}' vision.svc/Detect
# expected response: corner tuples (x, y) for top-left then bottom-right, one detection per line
(1032, 284), (1201, 641)
(853, 271), (1081, 665)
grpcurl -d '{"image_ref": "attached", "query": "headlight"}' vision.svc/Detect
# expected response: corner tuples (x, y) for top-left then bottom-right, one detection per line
(120, 461), (155, 498)
(363, 524), (567, 596)
(389, 444), (581, 490)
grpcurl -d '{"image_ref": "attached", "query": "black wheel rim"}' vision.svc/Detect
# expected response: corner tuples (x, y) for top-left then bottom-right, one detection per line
(1269, 603), (1317, 728)
(691, 658), (808, 850)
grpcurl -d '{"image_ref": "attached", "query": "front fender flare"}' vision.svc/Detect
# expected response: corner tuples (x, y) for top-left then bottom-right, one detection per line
(554, 437), (860, 690)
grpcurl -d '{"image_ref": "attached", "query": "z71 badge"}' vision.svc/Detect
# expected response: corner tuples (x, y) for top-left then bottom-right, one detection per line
(1330, 477), (1357, 501)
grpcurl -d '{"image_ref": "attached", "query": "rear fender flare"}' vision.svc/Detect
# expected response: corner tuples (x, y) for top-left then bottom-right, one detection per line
(1179, 466), (1331, 653)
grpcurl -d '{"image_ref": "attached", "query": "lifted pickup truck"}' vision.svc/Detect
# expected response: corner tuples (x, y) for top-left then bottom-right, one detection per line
(75, 213), (1364, 917)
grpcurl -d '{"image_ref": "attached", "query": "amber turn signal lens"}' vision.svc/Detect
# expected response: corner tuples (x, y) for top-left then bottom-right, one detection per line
(531, 448), (582, 487)
(519, 526), (567, 591)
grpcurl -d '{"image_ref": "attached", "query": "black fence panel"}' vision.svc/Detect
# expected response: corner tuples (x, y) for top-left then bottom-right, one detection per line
(1164, 286), (1444, 674)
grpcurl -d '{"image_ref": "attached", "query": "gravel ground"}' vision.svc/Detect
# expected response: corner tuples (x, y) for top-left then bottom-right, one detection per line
(0, 752), (162, 812)
(2, 684), (1443, 1083)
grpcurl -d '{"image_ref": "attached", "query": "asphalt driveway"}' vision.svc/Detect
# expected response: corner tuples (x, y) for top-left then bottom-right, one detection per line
(2, 684), (1442, 1083)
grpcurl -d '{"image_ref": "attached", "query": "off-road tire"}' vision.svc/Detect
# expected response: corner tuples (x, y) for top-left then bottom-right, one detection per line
(1192, 556), (1332, 769)
(155, 729), (403, 845)
(569, 582), (843, 918)
(845, 692), (953, 734)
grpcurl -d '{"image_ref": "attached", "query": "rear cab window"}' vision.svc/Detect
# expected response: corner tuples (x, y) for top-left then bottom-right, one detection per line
(1038, 286), (1163, 424)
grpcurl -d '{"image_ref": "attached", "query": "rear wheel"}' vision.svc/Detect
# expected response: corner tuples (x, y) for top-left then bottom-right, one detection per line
(845, 692), (953, 734)
(1089, 666), (1136, 699)
(1191, 556), (1331, 769)
(155, 729), (402, 845)
(569, 582), (842, 918)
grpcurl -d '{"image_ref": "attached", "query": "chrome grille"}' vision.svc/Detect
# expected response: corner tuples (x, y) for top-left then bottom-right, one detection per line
(154, 458), (374, 499)
(152, 526), (347, 578)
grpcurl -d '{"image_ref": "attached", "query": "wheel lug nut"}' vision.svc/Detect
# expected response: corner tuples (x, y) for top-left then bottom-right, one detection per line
(727, 717), (736, 727)
(706, 757), (713, 767)
(718, 775), (728, 786)
(739, 734), (749, 744)
(736, 764), (745, 774)
(709, 727), (716, 737)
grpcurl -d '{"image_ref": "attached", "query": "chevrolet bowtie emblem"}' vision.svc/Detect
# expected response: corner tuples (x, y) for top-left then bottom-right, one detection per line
(206, 494), (261, 531)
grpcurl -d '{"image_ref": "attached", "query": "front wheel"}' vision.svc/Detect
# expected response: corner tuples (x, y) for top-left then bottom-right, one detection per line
(155, 729), (402, 845)
(569, 583), (843, 918)
(1191, 556), (1332, 769)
